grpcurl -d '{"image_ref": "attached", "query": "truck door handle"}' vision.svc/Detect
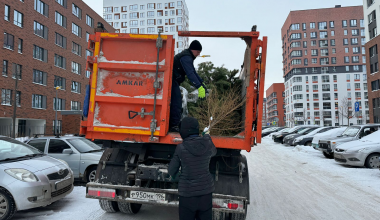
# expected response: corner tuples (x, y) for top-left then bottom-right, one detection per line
(129, 111), (139, 119)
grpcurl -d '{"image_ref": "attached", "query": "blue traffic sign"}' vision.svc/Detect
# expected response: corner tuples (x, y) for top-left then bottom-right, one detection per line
(354, 102), (360, 112)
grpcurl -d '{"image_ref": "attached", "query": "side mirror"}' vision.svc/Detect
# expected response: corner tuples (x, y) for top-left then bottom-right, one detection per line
(62, 149), (73, 154)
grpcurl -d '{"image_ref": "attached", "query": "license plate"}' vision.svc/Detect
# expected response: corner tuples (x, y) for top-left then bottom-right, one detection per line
(130, 191), (166, 202)
(55, 178), (72, 190)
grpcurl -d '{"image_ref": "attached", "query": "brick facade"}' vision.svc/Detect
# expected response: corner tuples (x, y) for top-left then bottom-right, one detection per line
(266, 83), (285, 127)
(0, 0), (113, 135)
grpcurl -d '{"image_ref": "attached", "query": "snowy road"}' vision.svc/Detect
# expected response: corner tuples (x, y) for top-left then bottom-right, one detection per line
(13, 138), (380, 220)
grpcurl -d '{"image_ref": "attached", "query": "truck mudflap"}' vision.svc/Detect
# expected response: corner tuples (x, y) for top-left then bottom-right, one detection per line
(86, 182), (247, 214)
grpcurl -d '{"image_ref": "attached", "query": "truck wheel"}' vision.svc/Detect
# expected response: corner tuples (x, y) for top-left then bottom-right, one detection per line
(323, 152), (334, 159)
(118, 202), (142, 214)
(213, 211), (226, 220)
(365, 153), (380, 169)
(231, 213), (246, 220)
(0, 189), (16, 220)
(99, 200), (119, 213)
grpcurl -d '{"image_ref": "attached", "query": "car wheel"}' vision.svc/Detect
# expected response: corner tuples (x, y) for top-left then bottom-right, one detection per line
(0, 188), (16, 220)
(86, 167), (97, 183)
(99, 200), (119, 213)
(323, 152), (334, 159)
(305, 142), (312, 146)
(118, 202), (142, 214)
(364, 153), (380, 169)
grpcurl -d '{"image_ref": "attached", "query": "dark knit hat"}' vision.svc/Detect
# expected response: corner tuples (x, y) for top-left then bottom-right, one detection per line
(179, 117), (200, 139)
(189, 40), (202, 51)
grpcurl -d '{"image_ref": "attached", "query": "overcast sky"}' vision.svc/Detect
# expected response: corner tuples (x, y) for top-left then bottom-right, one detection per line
(83, 0), (363, 91)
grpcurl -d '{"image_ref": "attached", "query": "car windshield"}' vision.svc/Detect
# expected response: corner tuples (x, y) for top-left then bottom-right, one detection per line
(280, 128), (291, 132)
(0, 137), (42, 161)
(66, 138), (102, 153)
(303, 128), (319, 134)
(298, 128), (312, 134)
(341, 126), (361, 137)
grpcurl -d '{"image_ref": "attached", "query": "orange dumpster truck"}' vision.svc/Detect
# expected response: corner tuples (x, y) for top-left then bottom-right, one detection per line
(81, 26), (267, 220)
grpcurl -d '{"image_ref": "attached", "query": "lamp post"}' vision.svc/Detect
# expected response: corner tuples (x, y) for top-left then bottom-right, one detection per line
(54, 86), (61, 135)
(12, 71), (19, 138)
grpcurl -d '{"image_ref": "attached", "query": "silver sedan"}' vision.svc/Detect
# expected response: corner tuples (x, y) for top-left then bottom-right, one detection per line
(334, 132), (380, 169)
(0, 136), (74, 219)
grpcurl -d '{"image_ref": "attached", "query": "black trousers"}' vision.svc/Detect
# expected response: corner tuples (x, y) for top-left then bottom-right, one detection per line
(179, 193), (212, 220)
(169, 80), (182, 128)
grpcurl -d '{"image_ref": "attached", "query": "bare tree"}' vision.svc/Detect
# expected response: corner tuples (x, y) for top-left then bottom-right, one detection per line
(310, 116), (315, 125)
(302, 108), (308, 125)
(319, 110), (325, 126)
(338, 96), (356, 126)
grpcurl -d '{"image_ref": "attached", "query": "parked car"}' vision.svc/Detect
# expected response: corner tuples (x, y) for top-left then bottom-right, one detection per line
(26, 136), (103, 182)
(0, 136), (74, 220)
(262, 127), (285, 137)
(317, 124), (380, 158)
(283, 127), (321, 146)
(334, 130), (380, 169)
(270, 128), (291, 138)
(312, 127), (347, 150)
(273, 125), (318, 144)
(293, 127), (336, 146)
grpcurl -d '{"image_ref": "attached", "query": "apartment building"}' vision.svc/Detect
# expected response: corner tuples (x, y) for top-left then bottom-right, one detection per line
(266, 83), (286, 127)
(103, 0), (189, 54)
(262, 98), (267, 127)
(282, 5), (369, 127)
(0, 0), (113, 136)
(363, 0), (380, 123)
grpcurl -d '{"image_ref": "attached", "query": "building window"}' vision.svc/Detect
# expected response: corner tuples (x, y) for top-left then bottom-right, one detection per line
(56, 0), (67, 8)
(86, 50), (93, 59)
(352, 56), (359, 63)
(14, 10), (23, 27)
(318, 22), (327, 30)
(54, 75), (66, 89)
(72, 23), (81, 37)
(4, 5), (10, 21)
(86, 71), (91, 78)
(310, 22), (315, 29)
(329, 21), (334, 28)
(33, 69), (47, 85)
(148, 27), (155, 33)
(2, 60), (8, 76)
(350, 19), (357, 27)
(352, 29), (358, 36)
(55, 11), (67, 28)
(55, 32), (66, 48)
(331, 57), (336, 64)
(18, 39), (23, 53)
(71, 101), (81, 110)
(312, 76), (318, 82)
(72, 3), (82, 19)
(147, 11), (154, 18)
(103, 7), (112, 13)
(322, 75), (330, 83)
(130, 4), (138, 11)
(343, 39), (348, 45)
(114, 14), (120, 20)
(1, 89), (12, 105)
(353, 47), (359, 53)
(72, 42), (81, 56)
(130, 28), (138, 34)
(54, 54), (66, 69)
(71, 62), (81, 74)
(33, 45), (48, 62)
(342, 20), (347, 27)
(290, 33), (301, 39)
(311, 49), (318, 56)
(71, 81), (81, 93)
(32, 94), (46, 109)
(33, 21), (48, 39)
(53, 98), (65, 110)
(86, 15), (93, 27)
(351, 38), (358, 45)
(371, 79), (380, 91)
(3, 32), (14, 50)
(103, 14), (112, 21)
(34, 0), (49, 17)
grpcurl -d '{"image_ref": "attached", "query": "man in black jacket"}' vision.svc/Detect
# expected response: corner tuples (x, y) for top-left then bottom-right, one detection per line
(168, 117), (217, 220)
(169, 40), (206, 132)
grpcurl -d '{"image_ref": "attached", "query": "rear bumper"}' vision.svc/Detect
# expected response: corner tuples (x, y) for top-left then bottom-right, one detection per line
(86, 182), (247, 214)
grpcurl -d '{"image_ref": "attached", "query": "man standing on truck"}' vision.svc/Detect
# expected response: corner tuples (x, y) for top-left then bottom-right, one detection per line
(169, 40), (206, 132)
(168, 117), (217, 220)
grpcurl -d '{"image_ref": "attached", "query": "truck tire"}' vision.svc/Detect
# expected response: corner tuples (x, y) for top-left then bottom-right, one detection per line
(99, 200), (119, 213)
(0, 188), (16, 220)
(213, 211), (226, 220)
(118, 202), (142, 214)
(323, 152), (334, 159)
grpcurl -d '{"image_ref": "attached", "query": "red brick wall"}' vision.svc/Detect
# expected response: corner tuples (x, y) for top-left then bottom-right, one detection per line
(365, 35), (380, 123)
(266, 83), (285, 126)
(62, 114), (81, 134)
(281, 6), (364, 77)
(0, 0), (113, 126)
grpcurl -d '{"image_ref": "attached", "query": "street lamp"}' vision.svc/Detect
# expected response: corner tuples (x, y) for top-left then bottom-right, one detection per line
(54, 86), (61, 135)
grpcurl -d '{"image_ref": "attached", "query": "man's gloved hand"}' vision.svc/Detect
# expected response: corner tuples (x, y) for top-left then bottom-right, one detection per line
(198, 86), (206, 100)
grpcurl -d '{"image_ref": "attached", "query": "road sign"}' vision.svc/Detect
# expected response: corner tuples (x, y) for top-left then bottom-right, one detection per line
(272, 121), (276, 125)
(355, 102), (360, 112)
(267, 123), (270, 126)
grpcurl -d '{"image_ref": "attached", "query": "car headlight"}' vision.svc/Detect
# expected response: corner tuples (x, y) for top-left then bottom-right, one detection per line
(5, 169), (39, 182)
(277, 135), (283, 138)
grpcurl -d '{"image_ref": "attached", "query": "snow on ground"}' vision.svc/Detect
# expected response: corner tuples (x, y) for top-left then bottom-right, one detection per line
(12, 137), (380, 220)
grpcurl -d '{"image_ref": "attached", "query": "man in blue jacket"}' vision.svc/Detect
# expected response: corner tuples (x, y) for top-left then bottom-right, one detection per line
(169, 40), (206, 132)
(168, 117), (217, 220)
